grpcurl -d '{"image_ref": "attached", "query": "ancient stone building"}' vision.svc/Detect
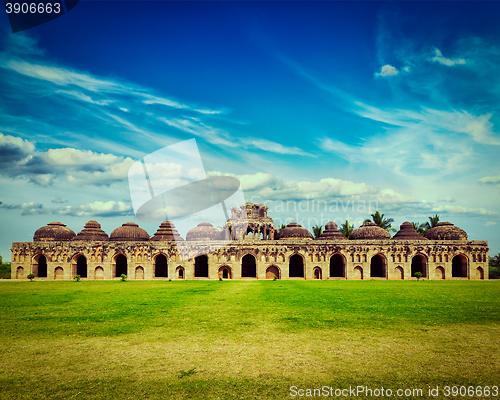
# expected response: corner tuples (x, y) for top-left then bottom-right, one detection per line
(11, 203), (489, 281)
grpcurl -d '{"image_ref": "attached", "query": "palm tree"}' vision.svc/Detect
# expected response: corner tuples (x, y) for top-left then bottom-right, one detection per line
(278, 223), (286, 231)
(311, 224), (323, 239)
(339, 220), (355, 238)
(411, 222), (427, 236)
(364, 211), (396, 233)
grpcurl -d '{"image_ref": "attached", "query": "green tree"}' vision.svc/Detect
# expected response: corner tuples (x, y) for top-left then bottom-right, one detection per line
(422, 214), (440, 231)
(489, 253), (500, 279)
(339, 220), (355, 238)
(364, 211), (396, 233)
(278, 223), (286, 231)
(411, 222), (427, 236)
(27, 273), (35, 282)
(311, 224), (323, 239)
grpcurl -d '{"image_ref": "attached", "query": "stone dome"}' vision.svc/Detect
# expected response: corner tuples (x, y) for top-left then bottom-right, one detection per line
(150, 221), (184, 242)
(392, 221), (429, 241)
(349, 221), (391, 240)
(72, 220), (109, 241)
(110, 222), (149, 241)
(424, 222), (468, 240)
(34, 222), (76, 242)
(186, 222), (220, 241)
(316, 221), (347, 240)
(278, 223), (313, 240)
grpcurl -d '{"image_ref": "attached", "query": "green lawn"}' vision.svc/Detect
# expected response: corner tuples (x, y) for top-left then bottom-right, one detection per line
(1, 280), (499, 399)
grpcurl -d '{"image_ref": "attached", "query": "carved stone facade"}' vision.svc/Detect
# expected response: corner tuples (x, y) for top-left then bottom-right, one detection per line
(11, 203), (489, 281)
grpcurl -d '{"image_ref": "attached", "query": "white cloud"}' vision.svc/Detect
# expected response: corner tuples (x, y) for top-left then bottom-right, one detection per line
(486, 221), (497, 226)
(438, 196), (456, 203)
(479, 175), (500, 184)
(375, 64), (399, 77)
(54, 201), (132, 217)
(431, 204), (496, 216)
(431, 48), (466, 66)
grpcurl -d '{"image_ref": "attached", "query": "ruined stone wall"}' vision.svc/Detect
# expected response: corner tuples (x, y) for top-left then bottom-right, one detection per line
(11, 238), (489, 280)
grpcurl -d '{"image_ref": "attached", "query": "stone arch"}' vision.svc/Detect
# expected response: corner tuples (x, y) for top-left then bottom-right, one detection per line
(194, 255), (209, 278)
(16, 266), (24, 279)
(397, 254), (401, 263)
(445, 254), (449, 262)
(135, 266), (144, 280)
(435, 266), (445, 280)
(279, 253), (285, 262)
(54, 267), (64, 280)
(452, 254), (468, 278)
(176, 266), (185, 280)
(476, 266), (484, 280)
(394, 266), (404, 280)
(73, 254), (87, 278)
(241, 254), (257, 278)
(370, 254), (387, 278)
(411, 254), (427, 278)
(473, 254), (476, 262)
(356, 254), (360, 262)
(313, 266), (322, 280)
(266, 265), (280, 279)
(329, 253), (345, 278)
(363, 254), (367, 263)
(154, 253), (168, 278)
(289, 253), (305, 278)
(115, 254), (127, 277)
(33, 253), (48, 278)
(218, 265), (232, 279)
(353, 266), (363, 280)
(438, 254), (442, 263)
(94, 266), (104, 280)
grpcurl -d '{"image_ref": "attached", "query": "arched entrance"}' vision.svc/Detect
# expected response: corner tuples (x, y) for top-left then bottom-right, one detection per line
(54, 267), (64, 280)
(452, 255), (468, 278)
(176, 266), (185, 279)
(435, 266), (445, 280)
(370, 254), (386, 278)
(353, 266), (363, 280)
(135, 266), (144, 280)
(329, 254), (345, 278)
(411, 254), (427, 278)
(194, 255), (209, 277)
(394, 266), (404, 280)
(313, 267), (322, 280)
(36, 255), (47, 278)
(95, 266), (104, 280)
(289, 254), (304, 278)
(218, 266), (232, 279)
(476, 266), (484, 280)
(76, 255), (87, 278)
(115, 254), (127, 277)
(155, 254), (168, 278)
(16, 266), (24, 279)
(266, 265), (280, 279)
(241, 254), (256, 278)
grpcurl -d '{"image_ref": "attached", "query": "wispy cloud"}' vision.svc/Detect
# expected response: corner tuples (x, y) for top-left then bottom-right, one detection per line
(375, 64), (399, 77)
(430, 48), (466, 66)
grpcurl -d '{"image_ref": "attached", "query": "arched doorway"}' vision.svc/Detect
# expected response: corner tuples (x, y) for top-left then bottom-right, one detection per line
(36, 255), (47, 278)
(476, 267), (484, 280)
(266, 265), (280, 279)
(411, 254), (427, 278)
(176, 266), (185, 279)
(452, 255), (468, 278)
(135, 266), (144, 280)
(76, 255), (87, 278)
(54, 267), (64, 280)
(329, 254), (345, 278)
(394, 266), (404, 280)
(16, 266), (24, 279)
(370, 255), (386, 278)
(218, 266), (232, 279)
(289, 254), (304, 278)
(155, 254), (168, 278)
(95, 266), (104, 280)
(353, 266), (363, 280)
(435, 266), (445, 280)
(194, 255), (208, 277)
(115, 254), (127, 277)
(313, 267), (322, 280)
(241, 254), (256, 278)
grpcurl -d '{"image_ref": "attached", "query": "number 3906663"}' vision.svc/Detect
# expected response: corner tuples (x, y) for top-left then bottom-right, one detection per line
(5, 3), (61, 14)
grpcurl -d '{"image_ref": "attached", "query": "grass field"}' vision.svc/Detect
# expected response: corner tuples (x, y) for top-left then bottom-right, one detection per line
(1, 280), (499, 399)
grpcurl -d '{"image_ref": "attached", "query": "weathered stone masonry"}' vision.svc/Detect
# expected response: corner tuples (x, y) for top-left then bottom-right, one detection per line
(10, 203), (489, 281)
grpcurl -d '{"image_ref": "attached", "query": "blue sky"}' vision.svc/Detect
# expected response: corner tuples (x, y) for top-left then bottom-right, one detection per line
(1, 1), (499, 260)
